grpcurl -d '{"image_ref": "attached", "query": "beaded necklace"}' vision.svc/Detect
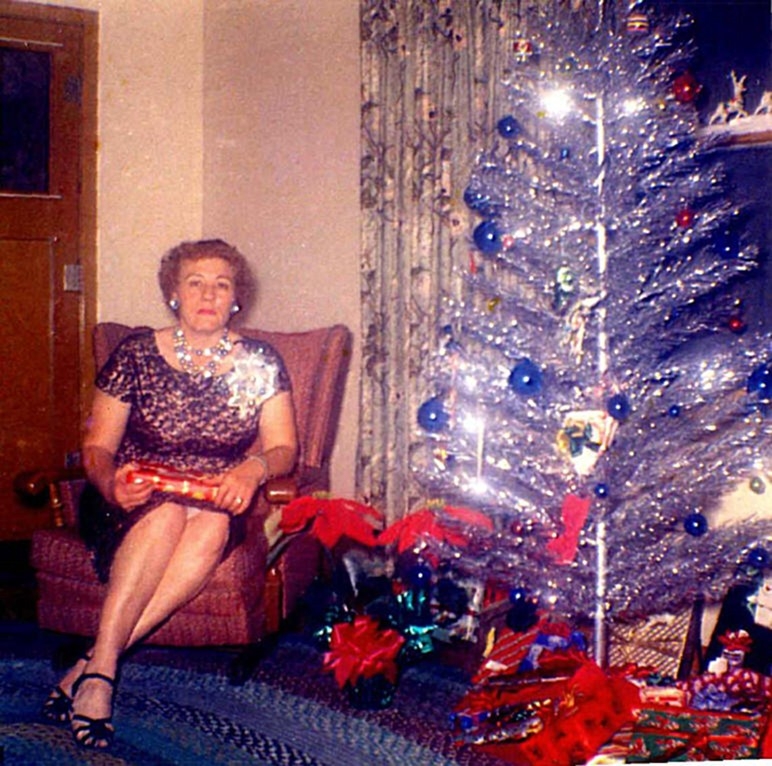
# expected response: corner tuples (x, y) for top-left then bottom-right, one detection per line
(173, 327), (233, 378)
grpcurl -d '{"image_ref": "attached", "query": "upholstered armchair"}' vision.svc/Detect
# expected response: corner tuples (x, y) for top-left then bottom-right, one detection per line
(20, 322), (352, 656)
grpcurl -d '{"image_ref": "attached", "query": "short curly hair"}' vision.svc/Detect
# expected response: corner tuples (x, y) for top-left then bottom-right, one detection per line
(158, 239), (255, 314)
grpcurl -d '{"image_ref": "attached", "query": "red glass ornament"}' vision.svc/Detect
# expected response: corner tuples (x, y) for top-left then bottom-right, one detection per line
(513, 39), (534, 61)
(672, 72), (701, 104)
(728, 315), (746, 334)
(675, 208), (694, 228)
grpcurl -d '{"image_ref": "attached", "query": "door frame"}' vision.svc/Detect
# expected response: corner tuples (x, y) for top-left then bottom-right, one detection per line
(0, 0), (98, 447)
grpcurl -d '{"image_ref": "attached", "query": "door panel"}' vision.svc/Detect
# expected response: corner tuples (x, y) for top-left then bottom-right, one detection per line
(0, 3), (96, 539)
(0, 239), (55, 535)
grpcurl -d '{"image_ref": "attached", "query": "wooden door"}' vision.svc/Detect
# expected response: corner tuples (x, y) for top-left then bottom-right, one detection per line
(0, 2), (96, 539)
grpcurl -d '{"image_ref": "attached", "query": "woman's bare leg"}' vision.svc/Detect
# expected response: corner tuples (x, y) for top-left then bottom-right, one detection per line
(70, 506), (230, 742)
(124, 510), (230, 646)
(70, 502), (187, 741)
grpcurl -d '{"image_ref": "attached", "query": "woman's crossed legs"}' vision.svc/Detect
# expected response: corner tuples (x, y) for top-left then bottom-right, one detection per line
(66, 502), (230, 745)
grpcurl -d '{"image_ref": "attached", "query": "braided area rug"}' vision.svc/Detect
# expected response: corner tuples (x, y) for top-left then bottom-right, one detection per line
(0, 635), (508, 766)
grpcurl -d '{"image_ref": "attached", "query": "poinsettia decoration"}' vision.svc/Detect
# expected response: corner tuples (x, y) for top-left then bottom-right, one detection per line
(378, 503), (495, 554)
(278, 493), (383, 549)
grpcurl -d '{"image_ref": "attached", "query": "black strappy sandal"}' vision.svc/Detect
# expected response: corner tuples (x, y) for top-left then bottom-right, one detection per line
(42, 684), (74, 724)
(42, 649), (93, 725)
(70, 672), (116, 749)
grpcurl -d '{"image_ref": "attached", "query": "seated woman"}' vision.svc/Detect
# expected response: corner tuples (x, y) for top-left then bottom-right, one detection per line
(43, 239), (298, 749)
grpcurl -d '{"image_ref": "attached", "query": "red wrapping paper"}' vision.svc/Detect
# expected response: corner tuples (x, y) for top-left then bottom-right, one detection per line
(126, 462), (220, 502)
(478, 659), (641, 765)
(322, 615), (405, 688)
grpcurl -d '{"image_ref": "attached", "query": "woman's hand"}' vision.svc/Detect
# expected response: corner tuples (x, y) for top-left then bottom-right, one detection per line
(112, 463), (154, 510)
(214, 460), (264, 515)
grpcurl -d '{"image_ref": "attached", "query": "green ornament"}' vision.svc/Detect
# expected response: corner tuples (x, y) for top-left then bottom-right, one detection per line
(750, 476), (766, 495)
(553, 266), (576, 312)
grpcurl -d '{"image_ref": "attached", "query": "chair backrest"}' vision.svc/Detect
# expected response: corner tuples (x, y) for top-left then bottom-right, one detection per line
(92, 322), (352, 472)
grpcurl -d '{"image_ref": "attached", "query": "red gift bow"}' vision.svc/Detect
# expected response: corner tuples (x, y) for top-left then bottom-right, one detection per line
(377, 504), (494, 554)
(719, 629), (753, 652)
(322, 615), (405, 688)
(279, 494), (383, 549)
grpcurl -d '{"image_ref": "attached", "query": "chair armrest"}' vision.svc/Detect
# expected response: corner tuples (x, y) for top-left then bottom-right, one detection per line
(264, 477), (298, 506)
(14, 467), (85, 527)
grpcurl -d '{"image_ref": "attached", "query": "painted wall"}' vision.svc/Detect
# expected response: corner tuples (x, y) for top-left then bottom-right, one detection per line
(36, 0), (361, 496)
(202, 0), (361, 496)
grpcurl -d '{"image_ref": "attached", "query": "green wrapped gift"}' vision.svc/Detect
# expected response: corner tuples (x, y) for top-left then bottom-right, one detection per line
(627, 706), (763, 762)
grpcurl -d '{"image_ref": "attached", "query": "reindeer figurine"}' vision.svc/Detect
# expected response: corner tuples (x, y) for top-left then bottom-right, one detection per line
(709, 71), (749, 125)
(754, 90), (772, 115)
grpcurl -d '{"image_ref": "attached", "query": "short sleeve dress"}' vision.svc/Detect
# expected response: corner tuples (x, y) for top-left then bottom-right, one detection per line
(80, 329), (291, 581)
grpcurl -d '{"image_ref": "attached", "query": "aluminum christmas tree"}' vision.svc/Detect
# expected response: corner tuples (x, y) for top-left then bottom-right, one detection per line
(412, 0), (772, 649)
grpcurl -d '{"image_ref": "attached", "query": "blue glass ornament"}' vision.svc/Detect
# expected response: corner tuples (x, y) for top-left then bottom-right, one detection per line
(407, 563), (432, 589)
(473, 220), (503, 254)
(559, 147), (571, 160)
(417, 396), (450, 432)
(668, 404), (682, 418)
(606, 393), (631, 421)
(747, 547), (769, 570)
(750, 476), (766, 495)
(594, 482), (609, 499)
(497, 115), (521, 139)
(683, 512), (708, 537)
(508, 359), (543, 396)
(747, 362), (772, 401)
(463, 186), (492, 214)
(506, 589), (539, 632)
(509, 586), (528, 605)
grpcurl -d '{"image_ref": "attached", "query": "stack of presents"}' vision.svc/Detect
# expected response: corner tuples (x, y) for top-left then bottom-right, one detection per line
(277, 497), (772, 762)
(450, 579), (772, 764)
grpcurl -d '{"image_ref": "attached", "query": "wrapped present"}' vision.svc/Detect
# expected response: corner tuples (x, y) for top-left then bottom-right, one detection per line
(639, 685), (686, 708)
(472, 625), (542, 685)
(347, 672), (397, 710)
(627, 706), (764, 762)
(609, 610), (691, 678)
(679, 665), (772, 710)
(478, 658), (641, 766)
(126, 462), (219, 502)
(322, 615), (404, 697)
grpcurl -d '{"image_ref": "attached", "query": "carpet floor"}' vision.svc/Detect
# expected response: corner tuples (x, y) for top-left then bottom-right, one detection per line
(0, 623), (508, 766)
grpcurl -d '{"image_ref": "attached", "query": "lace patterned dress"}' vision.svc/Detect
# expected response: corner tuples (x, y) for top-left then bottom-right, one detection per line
(80, 329), (291, 581)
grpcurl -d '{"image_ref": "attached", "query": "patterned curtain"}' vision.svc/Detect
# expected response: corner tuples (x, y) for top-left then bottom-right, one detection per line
(359, 0), (566, 523)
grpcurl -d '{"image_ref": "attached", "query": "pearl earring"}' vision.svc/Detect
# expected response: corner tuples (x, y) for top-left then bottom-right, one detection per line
(230, 303), (240, 315)
(169, 298), (180, 311)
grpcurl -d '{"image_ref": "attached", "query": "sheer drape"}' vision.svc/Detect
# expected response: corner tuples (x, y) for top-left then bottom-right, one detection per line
(359, 0), (557, 523)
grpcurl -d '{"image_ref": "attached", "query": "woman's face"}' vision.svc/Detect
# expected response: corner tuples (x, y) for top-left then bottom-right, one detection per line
(173, 256), (236, 338)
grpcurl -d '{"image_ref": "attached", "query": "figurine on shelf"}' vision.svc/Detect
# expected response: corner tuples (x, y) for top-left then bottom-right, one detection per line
(704, 576), (772, 676)
(754, 91), (772, 116)
(708, 71), (748, 125)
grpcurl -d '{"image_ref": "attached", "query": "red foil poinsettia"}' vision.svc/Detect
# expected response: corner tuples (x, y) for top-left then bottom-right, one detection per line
(278, 493), (383, 549)
(377, 504), (494, 554)
(323, 615), (405, 688)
